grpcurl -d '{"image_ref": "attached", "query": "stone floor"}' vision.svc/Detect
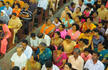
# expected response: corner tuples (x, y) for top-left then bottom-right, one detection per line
(0, 1), (72, 70)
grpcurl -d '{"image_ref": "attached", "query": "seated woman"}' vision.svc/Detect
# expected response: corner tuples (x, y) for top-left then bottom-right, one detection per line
(0, 10), (9, 25)
(62, 13), (74, 29)
(62, 35), (76, 56)
(75, 39), (89, 52)
(81, 17), (96, 32)
(53, 46), (67, 69)
(81, 48), (92, 62)
(12, 3), (21, 17)
(67, 24), (81, 41)
(40, 18), (56, 35)
(8, 13), (22, 44)
(72, 7), (82, 19)
(0, 20), (11, 56)
(51, 31), (63, 50)
(25, 54), (41, 70)
(55, 24), (67, 39)
(35, 42), (52, 65)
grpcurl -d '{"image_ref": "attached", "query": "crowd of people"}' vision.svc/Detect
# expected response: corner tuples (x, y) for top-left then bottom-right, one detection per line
(0, 0), (108, 70)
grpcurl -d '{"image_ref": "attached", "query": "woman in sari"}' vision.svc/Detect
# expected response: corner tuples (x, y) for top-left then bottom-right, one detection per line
(53, 46), (68, 70)
(40, 19), (56, 35)
(8, 13), (22, 44)
(67, 24), (81, 41)
(25, 55), (41, 70)
(62, 13), (74, 29)
(12, 3), (21, 17)
(51, 31), (63, 50)
(81, 17), (96, 32)
(0, 20), (11, 56)
(55, 24), (67, 39)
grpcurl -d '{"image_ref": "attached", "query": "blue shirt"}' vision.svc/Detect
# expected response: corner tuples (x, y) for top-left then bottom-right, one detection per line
(84, 0), (95, 5)
(93, 35), (104, 48)
(4, 7), (12, 16)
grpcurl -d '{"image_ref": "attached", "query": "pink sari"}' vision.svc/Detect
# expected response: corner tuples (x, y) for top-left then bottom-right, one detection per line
(53, 51), (68, 70)
(0, 24), (11, 54)
(55, 29), (67, 39)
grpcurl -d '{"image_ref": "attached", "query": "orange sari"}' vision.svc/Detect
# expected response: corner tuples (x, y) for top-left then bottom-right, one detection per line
(40, 24), (55, 35)
(12, 8), (21, 17)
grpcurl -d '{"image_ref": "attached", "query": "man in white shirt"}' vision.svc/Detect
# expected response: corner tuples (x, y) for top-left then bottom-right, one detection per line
(74, 0), (86, 12)
(37, 33), (51, 47)
(68, 48), (84, 70)
(11, 47), (27, 70)
(41, 60), (60, 70)
(84, 51), (105, 70)
(21, 40), (33, 59)
(30, 33), (39, 51)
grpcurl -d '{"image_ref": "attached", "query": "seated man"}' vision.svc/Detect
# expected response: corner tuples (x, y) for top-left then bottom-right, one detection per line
(35, 42), (52, 65)
(84, 51), (105, 70)
(37, 33), (51, 47)
(11, 47), (27, 70)
(41, 60), (60, 70)
(21, 39), (33, 59)
(30, 33), (39, 51)
(68, 48), (84, 70)
(62, 35), (76, 56)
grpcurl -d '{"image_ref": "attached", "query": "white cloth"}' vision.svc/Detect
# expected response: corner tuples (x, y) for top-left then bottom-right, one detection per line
(37, 0), (48, 10)
(30, 36), (39, 47)
(11, 52), (27, 70)
(84, 59), (105, 70)
(68, 55), (84, 70)
(105, 28), (108, 35)
(24, 45), (33, 59)
(38, 34), (51, 47)
(52, 21), (61, 28)
(41, 64), (60, 70)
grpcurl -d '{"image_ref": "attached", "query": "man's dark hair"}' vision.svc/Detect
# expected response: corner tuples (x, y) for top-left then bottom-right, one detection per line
(65, 35), (71, 39)
(45, 60), (53, 68)
(65, 62), (72, 69)
(83, 68), (89, 70)
(12, 66), (20, 70)
(6, 1), (10, 4)
(22, 39), (28, 44)
(79, 39), (89, 45)
(84, 29), (91, 33)
(12, 13), (17, 16)
(92, 51), (100, 56)
(84, 48), (90, 52)
(31, 33), (36, 37)
(37, 33), (43, 38)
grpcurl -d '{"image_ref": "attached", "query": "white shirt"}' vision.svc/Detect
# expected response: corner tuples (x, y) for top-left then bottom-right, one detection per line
(105, 28), (108, 35)
(24, 45), (33, 59)
(11, 52), (27, 70)
(84, 59), (105, 70)
(75, 3), (86, 12)
(37, 0), (48, 10)
(30, 36), (39, 47)
(68, 55), (84, 70)
(41, 64), (60, 70)
(38, 34), (51, 47)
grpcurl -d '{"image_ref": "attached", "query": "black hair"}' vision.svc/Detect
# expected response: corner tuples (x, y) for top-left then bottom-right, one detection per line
(57, 46), (64, 51)
(84, 48), (90, 52)
(72, 24), (80, 30)
(71, 2), (75, 6)
(31, 33), (36, 37)
(56, 17), (62, 23)
(76, 7), (81, 11)
(92, 51), (100, 56)
(0, 20), (4, 24)
(22, 39), (28, 44)
(37, 33), (43, 38)
(83, 68), (89, 70)
(66, 13), (73, 19)
(45, 60), (53, 68)
(79, 39), (89, 45)
(84, 29), (91, 33)
(0, 1), (5, 5)
(86, 4), (93, 8)
(6, 1), (10, 4)
(65, 62), (72, 69)
(60, 24), (65, 28)
(55, 31), (61, 37)
(12, 13), (17, 16)
(65, 35), (71, 39)
(40, 42), (47, 47)
(14, 3), (20, 8)
(98, 41), (104, 46)
(87, 16), (93, 21)
(92, 28), (99, 33)
(12, 66), (20, 70)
